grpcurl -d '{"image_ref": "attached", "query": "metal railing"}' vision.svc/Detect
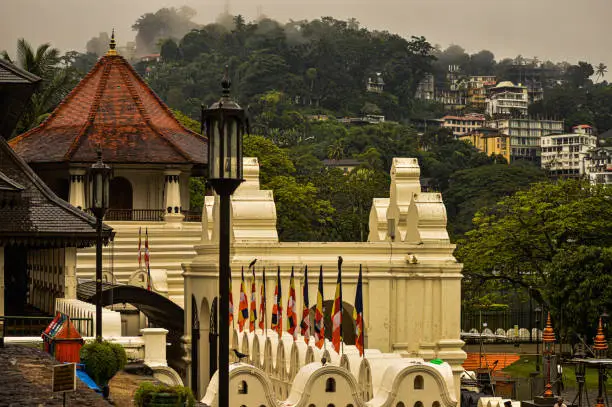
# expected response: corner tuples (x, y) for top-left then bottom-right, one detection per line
(181, 210), (202, 222)
(0, 316), (94, 337)
(104, 209), (165, 222)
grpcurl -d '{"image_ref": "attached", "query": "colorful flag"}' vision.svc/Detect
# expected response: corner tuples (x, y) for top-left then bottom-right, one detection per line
(138, 227), (142, 270)
(353, 264), (364, 357)
(238, 267), (248, 331)
(229, 274), (234, 325)
(331, 256), (343, 353)
(271, 266), (283, 337)
(314, 265), (325, 349)
(249, 265), (257, 332)
(145, 228), (151, 291)
(300, 265), (310, 344)
(259, 267), (266, 330)
(287, 267), (298, 340)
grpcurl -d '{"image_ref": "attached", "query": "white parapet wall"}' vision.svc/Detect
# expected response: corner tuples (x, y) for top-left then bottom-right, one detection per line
(55, 298), (122, 338)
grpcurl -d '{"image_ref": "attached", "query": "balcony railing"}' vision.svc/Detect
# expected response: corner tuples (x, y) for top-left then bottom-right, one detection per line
(104, 209), (165, 222)
(84, 209), (202, 222)
(0, 315), (94, 337)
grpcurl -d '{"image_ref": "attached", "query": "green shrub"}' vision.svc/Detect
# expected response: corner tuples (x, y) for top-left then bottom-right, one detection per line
(80, 341), (127, 386)
(134, 382), (196, 407)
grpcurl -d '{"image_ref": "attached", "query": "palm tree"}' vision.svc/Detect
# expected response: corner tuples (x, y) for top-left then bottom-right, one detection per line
(595, 63), (608, 83)
(1, 39), (75, 134)
(327, 139), (345, 160)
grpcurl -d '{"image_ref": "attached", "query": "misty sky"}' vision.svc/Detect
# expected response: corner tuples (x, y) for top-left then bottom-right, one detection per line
(0, 0), (609, 69)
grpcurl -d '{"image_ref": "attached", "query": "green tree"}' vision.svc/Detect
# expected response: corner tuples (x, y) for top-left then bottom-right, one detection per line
(456, 179), (612, 336)
(595, 63), (608, 83)
(445, 162), (546, 237)
(1, 39), (76, 134)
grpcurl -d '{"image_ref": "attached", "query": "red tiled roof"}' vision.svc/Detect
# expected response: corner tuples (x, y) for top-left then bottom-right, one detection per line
(9, 54), (207, 166)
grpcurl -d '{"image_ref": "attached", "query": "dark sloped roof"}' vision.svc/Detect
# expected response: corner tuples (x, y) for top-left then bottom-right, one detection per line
(9, 53), (207, 166)
(0, 135), (113, 247)
(0, 59), (41, 139)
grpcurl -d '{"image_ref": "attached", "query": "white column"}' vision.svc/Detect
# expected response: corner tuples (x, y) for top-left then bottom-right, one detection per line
(141, 327), (169, 367)
(63, 247), (77, 300)
(163, 169), (184, 222)
(0, 246), (4, 316)
(68, 168), (87, 210)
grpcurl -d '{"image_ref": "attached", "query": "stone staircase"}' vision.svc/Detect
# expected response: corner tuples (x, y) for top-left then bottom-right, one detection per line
(75, 221), (203, 308)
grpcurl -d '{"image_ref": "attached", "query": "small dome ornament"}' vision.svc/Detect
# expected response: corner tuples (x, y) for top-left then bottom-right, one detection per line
(593, 317), (608, 357)
(542, 312), (556, 345)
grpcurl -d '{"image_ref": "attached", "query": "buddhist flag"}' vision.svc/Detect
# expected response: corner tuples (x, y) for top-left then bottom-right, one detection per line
(331, 256), (343, 353)
(259, 267), (266, 330)
(229, 274), (234, 325)
(353, 264), (364, 357)
(145, 228), (151, 291)
(138, 227), (142, 270)
(249, 266), (257, 332)
(300, 265), (311, 344)
(287, 267), (298, 340)
(271, 266), (283, 337)
(238, 267), (248, 331)
(314, 265), (325, 349)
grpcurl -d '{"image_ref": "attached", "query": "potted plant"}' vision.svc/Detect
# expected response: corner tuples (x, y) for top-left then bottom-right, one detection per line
(80, 340), (127, 398)
(134, 382), (196, 407)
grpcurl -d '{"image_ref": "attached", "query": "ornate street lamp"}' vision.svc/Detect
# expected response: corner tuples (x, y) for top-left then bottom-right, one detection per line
(542, 312), (556, 398)
(202, 66), (246, 407)
(88, 150), (111, 341)
(535, 306), (542, 373)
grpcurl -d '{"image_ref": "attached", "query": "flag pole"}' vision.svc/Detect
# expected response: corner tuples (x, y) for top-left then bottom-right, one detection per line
(264, 266), (267, 338)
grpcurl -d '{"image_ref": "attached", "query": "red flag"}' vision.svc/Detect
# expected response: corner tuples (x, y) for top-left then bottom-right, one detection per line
(300, 266), (310, 344)
(287, 267), (298, 340)
(238, 267), (248, 331)
(353, 264), (364, 357)
(331, 256), (343, 353)
(249, 266), (257, 332)
(271, 266), (282, 337)
(259, 267), (266, 330)
(314, 265), (325, 349)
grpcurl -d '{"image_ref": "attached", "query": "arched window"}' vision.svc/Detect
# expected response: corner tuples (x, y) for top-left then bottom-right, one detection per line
(396, 403), (406, 407)
(414, 375), (424, 390)
(414, 402), (424, 407)
(308, 404), (316, 407)
(327, 404), (336, 407)
(238, 380), (248, 394)
(433, 402), (441, 407)
(347, 404), (355, 407)
(325, 378), (336, 392)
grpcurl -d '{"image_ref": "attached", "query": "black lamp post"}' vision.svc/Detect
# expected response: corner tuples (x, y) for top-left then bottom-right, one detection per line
(88, 150), (111, 341)
(535, 305), (542, 373)
(202, 67), (245, 407)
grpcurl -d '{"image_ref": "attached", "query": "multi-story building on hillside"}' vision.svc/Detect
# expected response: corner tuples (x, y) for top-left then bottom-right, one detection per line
(415, 73), (435, 101)
(541, 125), (598, 177)
(467, 76), (496, 110)
(459, 127), (511, 162)
(488, 118), (564, 163)
(486, 81), (529, 117)
(441, 113), (486, 138)
(585, 146), (612, 185)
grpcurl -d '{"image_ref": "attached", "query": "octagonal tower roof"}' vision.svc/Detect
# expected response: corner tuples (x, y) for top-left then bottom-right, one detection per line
(9, 38), (207, 167)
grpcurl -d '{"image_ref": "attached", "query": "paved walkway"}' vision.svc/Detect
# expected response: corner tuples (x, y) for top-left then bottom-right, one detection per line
(0, 345), (110, 407)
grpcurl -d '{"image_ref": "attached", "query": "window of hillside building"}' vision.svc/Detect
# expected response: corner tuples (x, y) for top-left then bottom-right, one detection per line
(414, 375), (424, 389)
(238, 380), (248, 394)
(326, 378), (336, 392)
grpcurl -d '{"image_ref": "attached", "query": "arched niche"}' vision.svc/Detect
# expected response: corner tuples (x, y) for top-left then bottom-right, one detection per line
(109, 176), (133, 211)
(309, 300), (357, 345)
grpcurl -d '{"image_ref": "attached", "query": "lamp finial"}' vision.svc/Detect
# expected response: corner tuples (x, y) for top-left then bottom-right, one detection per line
(221, 65), (231, 97)
(106, 29), (118, 56)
